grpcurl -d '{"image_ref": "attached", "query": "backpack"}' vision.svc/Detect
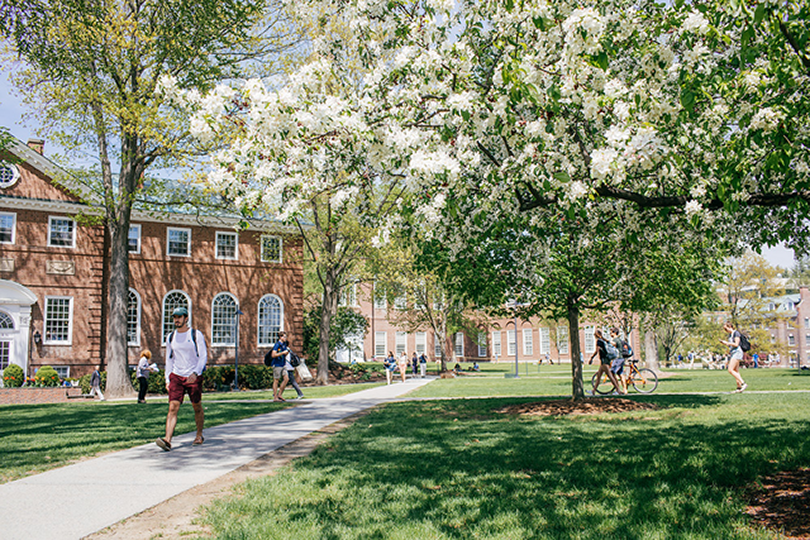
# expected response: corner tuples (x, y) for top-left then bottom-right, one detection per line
(605, 342), (620, 361)
(738, 332), (751, 352)
(288, 351), (301, 368)
(263, 349), (273, 367)
(621, 341), (633, 358)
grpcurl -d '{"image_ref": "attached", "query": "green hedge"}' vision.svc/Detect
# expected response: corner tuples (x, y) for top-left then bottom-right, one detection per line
(79, 371), (107, 394)
(202, 365), (274, 392)
(130, 369), (167, 394)
(3, 364), (25, 387)
(34, 365), (61, 387)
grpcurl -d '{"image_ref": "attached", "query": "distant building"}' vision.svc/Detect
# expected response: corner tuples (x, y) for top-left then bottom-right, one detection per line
(336, 282), (642, 365)
(0, 137), (303, 379)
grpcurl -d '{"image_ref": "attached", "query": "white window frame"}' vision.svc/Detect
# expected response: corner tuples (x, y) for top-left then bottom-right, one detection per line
(416, 332), (427, 355)
(557, 326), (569, 355)
(128, 224), (141, 254)
(523, 328), (534, 357)
(507, 329), (516, 357)
(0, 212), (16, 244)
(44, 296), (73, 345)
(375, 331), (387, 358)
(48, 216), (76, 248)
(434, 335), (443, 358)
(258, 294), (284, 347)
(478, 332), (487, 357)
(127, 288), (142, 347)
(166, 227), (191, 257)
(788, 334), (795, 346)
(455, 332), (464, 358)
(373, 285), (387, 310)
(215, 231), (239, 260)
(339, 283), (358, 307)
(260, 235), (283, 263)
(584, 326), (595, 354)
(0, 162), (20, 188)
(396, 331), (407, 356)
(0, 338), (10, 370)
(539, 327), (551, 355)
(211, 293), (239, 346)
(394, 295), (407, 311)
(492, 331), (502, 358)
(53, 366), (70, 379)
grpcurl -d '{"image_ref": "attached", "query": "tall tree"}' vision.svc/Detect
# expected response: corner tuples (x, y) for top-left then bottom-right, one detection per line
(1, 0), (303, 397)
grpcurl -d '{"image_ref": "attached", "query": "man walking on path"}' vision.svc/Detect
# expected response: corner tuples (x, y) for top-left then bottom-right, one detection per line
(269, 331), (291, 402)
(89, 365), (105, 401)
(156, 307), (208, 451)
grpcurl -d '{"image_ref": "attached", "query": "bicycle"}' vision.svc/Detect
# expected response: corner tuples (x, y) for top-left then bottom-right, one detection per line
(591, 358), (658, 394)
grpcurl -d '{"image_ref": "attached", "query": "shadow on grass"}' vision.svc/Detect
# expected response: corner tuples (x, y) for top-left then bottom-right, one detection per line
(205, 397), (810, 539)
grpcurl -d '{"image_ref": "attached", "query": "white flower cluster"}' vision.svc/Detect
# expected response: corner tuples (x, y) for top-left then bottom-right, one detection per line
(749, 107), (785, 133)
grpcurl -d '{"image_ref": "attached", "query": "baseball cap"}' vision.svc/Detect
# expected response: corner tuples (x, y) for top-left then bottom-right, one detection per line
(172, 307), (189, 317)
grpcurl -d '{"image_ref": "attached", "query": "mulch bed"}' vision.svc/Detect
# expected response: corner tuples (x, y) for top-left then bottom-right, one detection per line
(496, 397), (660, 417)
(746, 468), (810, 539)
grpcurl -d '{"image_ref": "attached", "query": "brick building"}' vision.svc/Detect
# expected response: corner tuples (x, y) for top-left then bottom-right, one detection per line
(0, 137), (303, 379)
(336, 282), (642, 365)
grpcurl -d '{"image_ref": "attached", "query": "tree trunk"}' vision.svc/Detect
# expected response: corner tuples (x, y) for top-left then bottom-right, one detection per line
(104, 217), (134, 398)
(644, 329), (660, 372)
(317, 277), (339, 385)
(567, 297), (585, 400)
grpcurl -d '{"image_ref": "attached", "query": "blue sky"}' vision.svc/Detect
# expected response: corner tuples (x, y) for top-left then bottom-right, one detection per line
(0, 68), (798, 269)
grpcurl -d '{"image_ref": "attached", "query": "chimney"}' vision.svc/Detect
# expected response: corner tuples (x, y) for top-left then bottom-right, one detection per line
(27, 138), (44, 155)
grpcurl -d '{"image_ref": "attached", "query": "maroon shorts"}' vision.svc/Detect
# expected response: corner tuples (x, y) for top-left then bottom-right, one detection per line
(168, 372), (203, 404)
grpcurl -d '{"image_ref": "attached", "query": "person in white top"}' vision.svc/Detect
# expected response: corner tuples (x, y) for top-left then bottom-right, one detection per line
(156, 307), (208, 451)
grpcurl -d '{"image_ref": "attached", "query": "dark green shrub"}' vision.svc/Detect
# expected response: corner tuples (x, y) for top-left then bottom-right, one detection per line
(3, 363), (25, 387)
(34, 365), (60, 387)
(130, 369), (167, 394)
(236, 364), (273, 390)
(203, 365), (235, 392)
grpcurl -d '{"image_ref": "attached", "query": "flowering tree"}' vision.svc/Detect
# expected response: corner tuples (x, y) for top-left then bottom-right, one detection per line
(1, 0), (304, 397)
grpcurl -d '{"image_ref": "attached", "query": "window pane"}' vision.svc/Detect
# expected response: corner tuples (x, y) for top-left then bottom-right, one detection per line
(216, 232), (237, 259)
(375, 331), (386, 358)
(539, 327), (550, 354)
(0, 311), (13, 329)
(396, 332), (406, 356)
(45, 297), (71, 342)
(127, 290), (139, 345)
(0, 340), (10, 369)
(258, 295), (282, 346)
(49, 218), (74, 247)
(0, 214), (14, 243)
(557, 327), (569, 355)
(212, 294), (238, 345)
(454, 332), (464, 357)
(261, 236), (282, 263)
(168, 229), (190, 256)
(492, 331), (502, 357)
(416, 332), (426, 354)
(523, 328), (533, 356)
(128, 226), (140, 253)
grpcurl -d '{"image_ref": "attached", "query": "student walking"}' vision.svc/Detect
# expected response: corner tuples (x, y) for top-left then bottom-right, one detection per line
(384, 351), (396, 385)
(398, 352), (409, 383)
(419, 353), (428, 378)
(588, 329), (622, 395)
(136, 349), (158, 403)
(284, 348), (305, 400)
(609, 328), (628, 394)
(721, 322), (747, 393)
(89, 365), (105, 401)
(268, 331), (291, 401)
(156, 307), (207, 451)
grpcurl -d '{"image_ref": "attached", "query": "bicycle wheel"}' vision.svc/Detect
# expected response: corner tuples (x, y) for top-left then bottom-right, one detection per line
(631, 368), (658, 393)
(590, 372), (613, 395)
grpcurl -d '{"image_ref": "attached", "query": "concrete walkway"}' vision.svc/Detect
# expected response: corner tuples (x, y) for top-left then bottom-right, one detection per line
(1, 378), (433, 540)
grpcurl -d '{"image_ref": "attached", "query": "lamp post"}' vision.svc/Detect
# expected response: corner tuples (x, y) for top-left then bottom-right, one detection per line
(506, 300), (524, 379)
(233, 308), (243, 391)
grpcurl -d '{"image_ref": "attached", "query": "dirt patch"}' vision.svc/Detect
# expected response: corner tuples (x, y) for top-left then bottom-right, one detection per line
(84, 410), (370, 540)
(746, 468), (810, 539)
(497, 398), (661, 417)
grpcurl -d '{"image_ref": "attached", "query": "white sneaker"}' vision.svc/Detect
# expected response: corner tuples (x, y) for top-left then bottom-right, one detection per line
(739, 383), (748, 393)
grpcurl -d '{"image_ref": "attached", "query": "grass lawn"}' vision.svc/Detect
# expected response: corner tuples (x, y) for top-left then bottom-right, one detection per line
(409, 365), (810, 398)
(201, 391), (810, 539)
(0, 381), (384, 484)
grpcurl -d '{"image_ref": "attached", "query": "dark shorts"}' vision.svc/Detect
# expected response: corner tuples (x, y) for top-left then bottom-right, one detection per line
(168, 372), (203, 404)
(610, 357), (625, 374)
(600, 355), (611, 366)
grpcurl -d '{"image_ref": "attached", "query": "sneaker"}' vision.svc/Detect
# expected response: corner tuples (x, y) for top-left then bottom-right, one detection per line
(587, 390), (595, 396)
(739, 383), (748, 393)
(296, 395), (305, 400)
(156, 437), (172, 452)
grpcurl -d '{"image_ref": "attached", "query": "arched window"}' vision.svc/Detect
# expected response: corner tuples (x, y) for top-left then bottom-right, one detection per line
(127, 289), (141, 346)
(0, 311), (14, 330)
(162, 291), (190, 342)
(258, 295), (283, 347)
(211, 293), (238, 346)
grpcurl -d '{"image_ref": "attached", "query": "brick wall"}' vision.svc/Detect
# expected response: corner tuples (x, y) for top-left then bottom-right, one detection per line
(0, 386), (93, 405)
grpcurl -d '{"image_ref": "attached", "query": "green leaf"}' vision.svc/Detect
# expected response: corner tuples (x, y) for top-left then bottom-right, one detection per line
(548, 86), (561, 102)
(533, 17), (546, 30)
(554, 171), (571, 183)
(741, 25), (754, 49)
(680, 90), (695, 111)
(595, 51), (608, 70)
(754, 3), (766, 25)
